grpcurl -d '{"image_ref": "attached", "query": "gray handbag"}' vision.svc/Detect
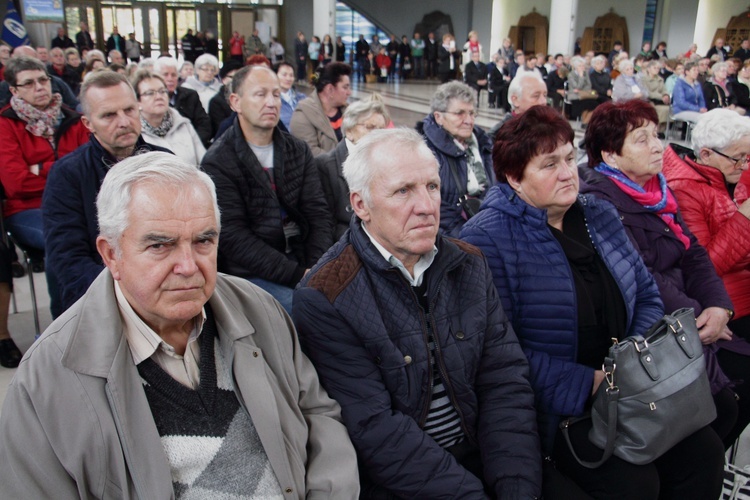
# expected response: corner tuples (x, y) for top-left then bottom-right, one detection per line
(561, 308), (717, 468)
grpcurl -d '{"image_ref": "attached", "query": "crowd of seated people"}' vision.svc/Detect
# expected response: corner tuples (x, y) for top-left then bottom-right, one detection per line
(5, 28), (750, 499)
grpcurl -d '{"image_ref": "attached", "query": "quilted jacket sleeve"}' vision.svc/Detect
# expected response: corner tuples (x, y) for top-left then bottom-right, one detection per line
(292, 287), (490, 500)
(473, 258), (542, 499)
(673, 183), (750, 277)
(202, 153), (307, 286)
(460, 223), (594, 419)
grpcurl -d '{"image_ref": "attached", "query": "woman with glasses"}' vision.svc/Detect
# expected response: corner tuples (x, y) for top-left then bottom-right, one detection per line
(131, 70), (205, 164)
(581, 100), (750, 449)
(0, 56), (89, 334)
(663, 109), (750, 340)
(416, 81), (495, 237)
(179, 54), (222, 114)
(459, 105), (725, 499)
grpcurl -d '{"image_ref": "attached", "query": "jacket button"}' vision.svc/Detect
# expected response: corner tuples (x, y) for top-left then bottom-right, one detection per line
(404, 355), (412, 364)
(253, 351), (259, 357)
(619, 215), (624, 221)
(664, 227), (670, 232)
(285, 487), (293, 493)
(456, 331), (465, 339)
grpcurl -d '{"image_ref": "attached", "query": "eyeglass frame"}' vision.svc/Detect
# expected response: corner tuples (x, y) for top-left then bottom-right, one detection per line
(441, 109), (478, 119)
(13, 75), (51, 89)
(139, 88), (170, 98)
(710, 148), (750, 169)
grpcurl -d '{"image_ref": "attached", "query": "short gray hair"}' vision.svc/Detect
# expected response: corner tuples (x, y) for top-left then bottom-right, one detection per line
(80, 70), (134, 116)
(570, 56), (586, 69)
(691, 108), (750, 156)
(430, 81), (477, 113)
(342, 93), (390, 135)
(86, 49), (105, 62)
(592, 55), (607, 66)
(96, 152), (220, 249)
(194, 54), (219, 71)
(154, 57), (179, 74)
(711, 61), (728, 74)
(508, 72), (545, 108)
(343, 128), (435, 205)
(138, 57), (155, 71)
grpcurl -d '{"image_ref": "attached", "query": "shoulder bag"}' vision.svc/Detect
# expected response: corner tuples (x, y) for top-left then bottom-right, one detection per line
(561, 308), (716, 468)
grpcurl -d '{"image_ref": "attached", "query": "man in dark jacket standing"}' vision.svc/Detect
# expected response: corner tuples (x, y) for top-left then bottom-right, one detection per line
(201, 66), (332, 313)
(106, 27), (125, 57)
(75, 22), (94, 53)
(42, 71), (171, 315)
(293, 128), (541, 499)
(425, 32), (438, 79)
(50, 27), (75, 50)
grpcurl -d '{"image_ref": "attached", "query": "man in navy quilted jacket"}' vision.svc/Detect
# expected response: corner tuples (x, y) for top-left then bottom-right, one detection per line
(293, 128), (541, 499)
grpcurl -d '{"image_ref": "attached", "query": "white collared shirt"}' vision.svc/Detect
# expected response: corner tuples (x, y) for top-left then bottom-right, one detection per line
(114, 281), (206, 389)
(362, 223), (438, 286)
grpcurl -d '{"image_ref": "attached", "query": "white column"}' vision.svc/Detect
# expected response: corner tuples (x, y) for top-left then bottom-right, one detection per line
(548, 0), (578, 56)
(313, 0), (336, 43)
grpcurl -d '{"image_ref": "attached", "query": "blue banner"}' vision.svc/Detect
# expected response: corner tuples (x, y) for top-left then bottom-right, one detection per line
(2, 0), (29, 48)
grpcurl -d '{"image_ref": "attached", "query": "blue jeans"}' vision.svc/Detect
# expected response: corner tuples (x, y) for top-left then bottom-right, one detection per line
(249, 278), (294, 315)
(5, 208), (62, 319)
(5, 209), (44, 251)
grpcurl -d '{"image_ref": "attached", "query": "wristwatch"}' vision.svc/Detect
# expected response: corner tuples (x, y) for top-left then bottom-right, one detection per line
(726, 308), (735, 321)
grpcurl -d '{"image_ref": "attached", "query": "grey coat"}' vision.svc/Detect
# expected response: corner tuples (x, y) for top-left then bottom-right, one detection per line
(0, 271), (359, 499)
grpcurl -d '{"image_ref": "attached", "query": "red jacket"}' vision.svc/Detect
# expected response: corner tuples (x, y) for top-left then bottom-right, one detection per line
(0, 104), (90, 217)
(663, 144), (750, 319)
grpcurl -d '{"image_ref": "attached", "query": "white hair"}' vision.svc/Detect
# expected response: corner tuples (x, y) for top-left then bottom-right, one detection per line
(341, 93), (390, 135)
(96, 152), (220, 249)
(194, 53), (219, 71)
(153, 56), (178, 74)
(618, 58), (634, 73)
(508, 72), (545, 108)
(691, 108), (750, 156)
(342, 128), (435, 205)
(138, 57), (155, 70)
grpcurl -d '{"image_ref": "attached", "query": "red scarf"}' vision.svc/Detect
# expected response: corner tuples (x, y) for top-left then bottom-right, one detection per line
(597, 165), (691, 249)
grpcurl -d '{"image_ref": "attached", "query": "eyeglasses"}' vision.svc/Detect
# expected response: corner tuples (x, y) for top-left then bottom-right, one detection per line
(197, 66), (216, 72)
(711, 148), (750, 169)
(14, 75), (51, 89)
(140, 88), (169, 98)
(443, 109), (478, 119)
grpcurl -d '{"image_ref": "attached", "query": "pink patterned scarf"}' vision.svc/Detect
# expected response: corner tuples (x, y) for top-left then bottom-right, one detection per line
(10, 93), (62, 145)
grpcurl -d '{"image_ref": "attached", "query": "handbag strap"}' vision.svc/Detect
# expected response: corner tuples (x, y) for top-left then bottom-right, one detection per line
(560, 360), (620, 469)
(445, 155), (469, 203)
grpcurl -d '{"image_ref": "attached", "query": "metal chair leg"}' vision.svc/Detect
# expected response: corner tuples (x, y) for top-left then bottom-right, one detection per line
(22, 249), (40, 338)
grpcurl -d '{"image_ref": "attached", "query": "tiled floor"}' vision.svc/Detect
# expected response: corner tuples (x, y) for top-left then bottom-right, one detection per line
(0, 80), (686, 411)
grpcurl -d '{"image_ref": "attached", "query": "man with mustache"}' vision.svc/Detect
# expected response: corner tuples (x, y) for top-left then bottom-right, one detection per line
(0, 152), (360, 498)
(42, 70), (171, 316)
(201, 66), (331, 314)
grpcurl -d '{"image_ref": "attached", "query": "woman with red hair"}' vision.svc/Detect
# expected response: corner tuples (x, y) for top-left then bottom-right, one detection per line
(581, 99), (750, 448)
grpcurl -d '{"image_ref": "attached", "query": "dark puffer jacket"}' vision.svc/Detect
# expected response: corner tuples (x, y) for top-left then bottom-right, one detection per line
(417, 114), (495, 238)
(172, 86), (212, 147)
(460, 184), (663, 452)
(293, 217), (541, 499)
(201, 119), (332, 287)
